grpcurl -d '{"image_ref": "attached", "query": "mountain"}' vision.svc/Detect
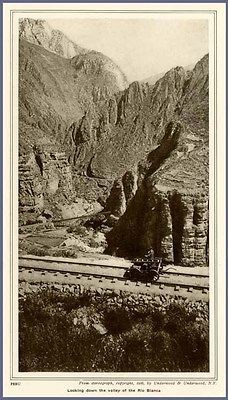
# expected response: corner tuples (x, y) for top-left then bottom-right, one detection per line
(18, 20), (209, 266)
(19, 18), (87, 58)
(106, 54), (209, 266)
(70, 66), (188, 180)
(19, 37), (128, 154)
(142, 62), (196, 86)
(141, 71), (167, 86)
(19, 30), (129, 219)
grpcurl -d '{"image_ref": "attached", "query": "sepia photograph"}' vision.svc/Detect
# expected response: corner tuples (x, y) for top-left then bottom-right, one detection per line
(2, 2), (226, 397)
(18, 14), (210, 372)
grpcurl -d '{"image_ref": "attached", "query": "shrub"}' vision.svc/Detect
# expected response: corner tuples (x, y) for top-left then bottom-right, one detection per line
(19, 288), (209, 372)
(103, 307), (132, 334)
(89, 238), (101, 248)
(67, 225), (88, 236)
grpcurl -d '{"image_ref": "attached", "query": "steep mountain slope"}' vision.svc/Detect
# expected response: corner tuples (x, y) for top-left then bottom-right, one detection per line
(142, 71), (167, 86)
(19, 22), (209, 266)
(19, 39), (82, 154)
(142, 62), (196, 86)
(19, 37), (128, 216)
(19, 38), (128, 154)
(71, 66), (188, 180)
(19, 18), (87, 58)
(106, 55), (209, 267)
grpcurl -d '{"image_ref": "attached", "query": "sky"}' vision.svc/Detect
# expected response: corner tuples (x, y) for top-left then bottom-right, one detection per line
(48, 19), (208, 83)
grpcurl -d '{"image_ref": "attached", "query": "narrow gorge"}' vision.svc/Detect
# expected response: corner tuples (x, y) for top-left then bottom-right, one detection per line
(19, 19), (209, 267)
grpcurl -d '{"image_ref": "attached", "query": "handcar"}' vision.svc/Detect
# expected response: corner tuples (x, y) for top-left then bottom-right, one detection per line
(124, 257), (163, 283)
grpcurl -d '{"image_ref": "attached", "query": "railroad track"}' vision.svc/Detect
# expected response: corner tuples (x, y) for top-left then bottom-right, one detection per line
(19, 255), (209, 301)
(19, 210), (102, 230)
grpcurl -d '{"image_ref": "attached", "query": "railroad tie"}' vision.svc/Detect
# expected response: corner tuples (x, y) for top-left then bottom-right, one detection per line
(18, 256), (209, 301)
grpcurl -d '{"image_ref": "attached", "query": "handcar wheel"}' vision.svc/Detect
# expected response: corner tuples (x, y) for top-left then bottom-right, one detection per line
(151, 271), (159, 282)
(132, 271), (141, 282)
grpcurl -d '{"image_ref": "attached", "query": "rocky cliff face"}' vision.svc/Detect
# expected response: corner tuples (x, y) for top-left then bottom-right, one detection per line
(19, 32), (128, 217)
(19, 145), (74, 224)
(104, 168), (138, 217)
(19, 21), (209, 266)
(106, 56), (209, 267)
(19, 18), (87, 58)
(19, 27), (188, 181)
(19, 37), (128, 154)
(141, 62), (195, 86)
(70, 67), (187, 183)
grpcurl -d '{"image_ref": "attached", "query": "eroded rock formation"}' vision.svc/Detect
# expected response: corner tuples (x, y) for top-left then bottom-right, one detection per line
(106, 182), (208, 267)
(106, 56), (209, 267)
(104, 168), (139, 218)
(19, 20), (209, 266)
(19, 146), (74, 223)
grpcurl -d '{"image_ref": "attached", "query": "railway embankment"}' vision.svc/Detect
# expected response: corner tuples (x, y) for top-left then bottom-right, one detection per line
(19, 254), (209, 302)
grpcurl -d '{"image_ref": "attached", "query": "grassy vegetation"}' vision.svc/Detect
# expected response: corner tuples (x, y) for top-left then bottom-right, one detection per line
(19, 288), (209, 372)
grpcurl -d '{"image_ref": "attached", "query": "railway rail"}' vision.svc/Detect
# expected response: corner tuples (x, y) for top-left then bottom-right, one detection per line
(19, 255), (209, 301)
(19, 210), (103, 230)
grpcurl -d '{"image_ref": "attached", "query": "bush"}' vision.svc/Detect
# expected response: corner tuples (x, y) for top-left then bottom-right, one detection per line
(19, 288), (209, 372)
(89, 238), (101, 248)
(67, 225), (88, 236)
(103, 307), (132, 334)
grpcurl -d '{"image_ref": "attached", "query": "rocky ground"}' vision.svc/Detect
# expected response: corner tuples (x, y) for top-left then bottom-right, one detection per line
(19, 217), (106, 259)
(19, 285), (209, 372)
(19, 226), (107, 257)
